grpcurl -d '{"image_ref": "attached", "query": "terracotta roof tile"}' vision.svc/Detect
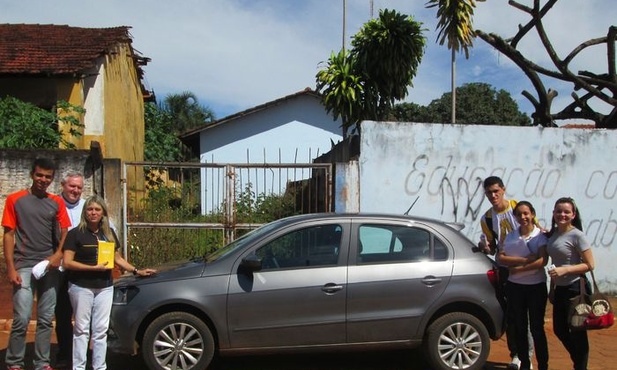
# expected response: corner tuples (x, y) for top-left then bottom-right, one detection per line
(562, 123), (596, 128)
(0, 24), (137, 75)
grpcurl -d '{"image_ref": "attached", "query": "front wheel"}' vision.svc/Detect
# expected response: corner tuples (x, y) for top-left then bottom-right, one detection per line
(142, 312), (215, 370)
(424, 312), (490, 370)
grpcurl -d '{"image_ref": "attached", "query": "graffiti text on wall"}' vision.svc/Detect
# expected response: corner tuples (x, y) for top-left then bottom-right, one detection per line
(403, 154), (616, 249)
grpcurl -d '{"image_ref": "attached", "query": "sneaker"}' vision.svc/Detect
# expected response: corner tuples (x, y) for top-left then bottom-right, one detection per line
(508, 355), (521, 369)
(7, 366), (25, 370)
(39, 366), (55, 370)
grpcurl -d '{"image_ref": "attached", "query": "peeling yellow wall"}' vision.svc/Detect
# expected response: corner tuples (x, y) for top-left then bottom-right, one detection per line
(55, 43), (145, 163)
(99, 43), (145, 162)
(57, 79), (85, 149)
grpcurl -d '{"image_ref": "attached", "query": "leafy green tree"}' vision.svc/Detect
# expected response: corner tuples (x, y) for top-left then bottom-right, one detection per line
(350, 9), (426, 121)
(316, 9), (426, 136)
(426, 0), (484, 123)
(161, 91), (215, 134)
(144, 92), (215, 162)
(144, 102), (184, 162)
(0, 96), (84, 149)
(388, 101), (431, 123)
(315, 50), (363, 136)
(389, 82), (531, 126)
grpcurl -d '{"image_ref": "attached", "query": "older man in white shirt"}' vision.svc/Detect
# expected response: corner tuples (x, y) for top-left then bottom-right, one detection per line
(54, 171), (85, 368)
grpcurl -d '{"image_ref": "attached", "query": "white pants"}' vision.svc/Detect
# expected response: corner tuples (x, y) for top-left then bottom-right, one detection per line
(68, 283), (113, 370)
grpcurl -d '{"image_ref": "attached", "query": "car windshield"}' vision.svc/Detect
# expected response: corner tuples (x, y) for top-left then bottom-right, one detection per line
(204, 219), (285, 263)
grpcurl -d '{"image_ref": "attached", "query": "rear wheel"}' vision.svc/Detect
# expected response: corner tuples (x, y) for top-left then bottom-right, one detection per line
(424, 312), (490, 370)
(142, 312), (215, 370)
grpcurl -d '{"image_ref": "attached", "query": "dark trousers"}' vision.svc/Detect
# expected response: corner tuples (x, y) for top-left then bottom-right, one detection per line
(507, 281), (549, 370)
(54, 270), (73, 362)
(553, 279), (590, 370)
(498, 267), (519, 358)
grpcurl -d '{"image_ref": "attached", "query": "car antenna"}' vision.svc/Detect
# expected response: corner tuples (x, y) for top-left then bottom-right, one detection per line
(404, 196), (419, 215)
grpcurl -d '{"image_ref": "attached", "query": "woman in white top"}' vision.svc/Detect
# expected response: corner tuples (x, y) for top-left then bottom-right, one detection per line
(499, 201), (549, 370)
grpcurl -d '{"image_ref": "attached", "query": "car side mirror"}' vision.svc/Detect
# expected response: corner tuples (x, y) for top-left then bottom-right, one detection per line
(240, 254), (262, 273)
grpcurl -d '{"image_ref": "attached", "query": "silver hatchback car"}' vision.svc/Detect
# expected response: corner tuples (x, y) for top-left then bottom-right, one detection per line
(108, 213), (504, 370)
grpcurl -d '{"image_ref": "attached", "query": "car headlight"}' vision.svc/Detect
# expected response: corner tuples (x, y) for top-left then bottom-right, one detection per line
(113, 286), (139, 305)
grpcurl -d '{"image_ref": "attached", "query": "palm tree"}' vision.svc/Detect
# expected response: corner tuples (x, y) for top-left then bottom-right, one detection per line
(426, 0), (484, 123)
(161, 92), (215, 134)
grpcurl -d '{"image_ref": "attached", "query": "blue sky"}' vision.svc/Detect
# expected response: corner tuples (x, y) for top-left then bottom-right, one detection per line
(2, 0), (615, 122)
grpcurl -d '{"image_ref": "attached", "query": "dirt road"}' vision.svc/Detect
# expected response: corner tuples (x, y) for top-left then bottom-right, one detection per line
(0, 280), (615, 370)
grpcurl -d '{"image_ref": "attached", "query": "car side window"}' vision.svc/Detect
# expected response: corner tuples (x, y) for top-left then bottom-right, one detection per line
(433, 237), (449, 260)
(256, 224), (342, 270)
(357, 224), (432, 264)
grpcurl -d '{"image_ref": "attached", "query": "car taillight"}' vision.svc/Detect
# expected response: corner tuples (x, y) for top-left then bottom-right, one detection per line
(487, 267), (499, 288)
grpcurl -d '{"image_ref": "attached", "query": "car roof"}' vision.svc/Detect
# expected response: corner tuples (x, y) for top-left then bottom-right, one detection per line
(273, 212), (465, 232)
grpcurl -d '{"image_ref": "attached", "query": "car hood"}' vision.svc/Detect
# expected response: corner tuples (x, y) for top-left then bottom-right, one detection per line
(114, 258), (206, 286)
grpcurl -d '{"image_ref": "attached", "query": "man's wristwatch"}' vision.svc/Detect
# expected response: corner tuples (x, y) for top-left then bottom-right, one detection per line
(132, 267), (139, 275)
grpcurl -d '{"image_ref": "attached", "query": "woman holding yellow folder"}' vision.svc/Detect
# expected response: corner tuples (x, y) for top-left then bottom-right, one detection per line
(62, 195), (156, 370)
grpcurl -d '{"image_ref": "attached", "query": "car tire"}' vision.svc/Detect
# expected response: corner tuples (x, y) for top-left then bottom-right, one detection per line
(142, 311), (215, 370)
(424, 312), (490, 370)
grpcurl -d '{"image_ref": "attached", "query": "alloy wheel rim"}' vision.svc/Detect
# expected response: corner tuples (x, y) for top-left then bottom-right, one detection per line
(437, 321), (482, 369)
(152, 322), (204, 370)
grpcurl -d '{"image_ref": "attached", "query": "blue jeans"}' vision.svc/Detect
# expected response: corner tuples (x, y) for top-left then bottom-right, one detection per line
(68, 283), (113, 370)
(5, 268), (58, 370)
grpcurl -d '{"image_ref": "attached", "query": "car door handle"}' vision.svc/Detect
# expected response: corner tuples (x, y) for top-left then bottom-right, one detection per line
(321, 283), (344, 294)
(421, 276), (442, 286)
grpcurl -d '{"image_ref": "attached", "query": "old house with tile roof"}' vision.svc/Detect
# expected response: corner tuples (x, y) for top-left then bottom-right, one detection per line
(0, 23), (152, 162)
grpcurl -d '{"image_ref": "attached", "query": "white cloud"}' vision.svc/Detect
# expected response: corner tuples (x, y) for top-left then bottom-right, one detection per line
(2, 0), (614, 119)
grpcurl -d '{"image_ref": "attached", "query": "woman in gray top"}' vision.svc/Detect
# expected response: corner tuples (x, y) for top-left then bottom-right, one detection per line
(546, 197), (595, 370)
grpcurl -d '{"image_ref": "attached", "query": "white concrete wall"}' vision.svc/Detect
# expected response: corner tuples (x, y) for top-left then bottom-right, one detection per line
(358, 121), (617, 291)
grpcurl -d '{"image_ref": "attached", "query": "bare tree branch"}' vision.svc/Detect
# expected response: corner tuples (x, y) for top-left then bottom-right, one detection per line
(475, 1), (617, 128)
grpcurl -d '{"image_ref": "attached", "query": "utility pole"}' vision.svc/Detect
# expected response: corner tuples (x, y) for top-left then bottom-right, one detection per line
(342, 0), (346, 52)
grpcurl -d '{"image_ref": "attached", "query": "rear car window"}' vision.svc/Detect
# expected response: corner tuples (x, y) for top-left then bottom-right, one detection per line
(357, 224), (448, 263)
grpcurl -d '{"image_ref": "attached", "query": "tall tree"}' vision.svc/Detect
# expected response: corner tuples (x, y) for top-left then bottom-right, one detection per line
(350, 9), (426, 121)
(389, 82), (531, 126)
(161, 92), (215, 134)
(144, 102), (184, 162)
(426, 0), (484, 123)
(145, 92), (216, 162)
(316, 9), (426, 136)
(431, 0), (617, 128)
(315, 50), (363, 137)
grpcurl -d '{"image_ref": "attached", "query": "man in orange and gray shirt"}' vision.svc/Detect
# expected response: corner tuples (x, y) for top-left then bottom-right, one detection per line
(2, 158), (71, 370)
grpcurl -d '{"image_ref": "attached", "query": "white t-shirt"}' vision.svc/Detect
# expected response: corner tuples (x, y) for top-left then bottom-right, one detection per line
(502, 225), (548, 285)
(63, 197), (85, 231)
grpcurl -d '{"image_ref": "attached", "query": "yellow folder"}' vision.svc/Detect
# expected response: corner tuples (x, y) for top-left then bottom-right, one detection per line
(97, 241), (115, 268)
